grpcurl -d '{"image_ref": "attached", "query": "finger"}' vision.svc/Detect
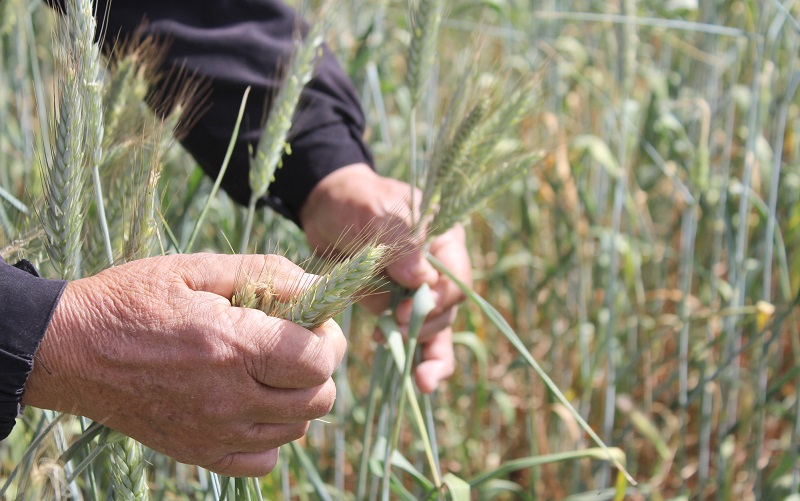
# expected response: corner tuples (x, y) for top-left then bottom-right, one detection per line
(394, 226), (470, 323)
(372, 326), (385, 344)
(234, 312), (347, 389)
(217, 421), (309, 453)
(385, 250), (439, 291)
(179, 253), (316, 301)
(243, 378), (337, 423)
(356, 288), (392, 316)
(428, 225), (473, 292)
(414, 328), (455, 394)
(204, 448), (281, 477)
(408, 308), (458, 342)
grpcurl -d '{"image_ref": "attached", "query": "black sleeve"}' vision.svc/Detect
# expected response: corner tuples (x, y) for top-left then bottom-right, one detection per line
(0, 258), (67, 440)
(96, 0), (374, 225)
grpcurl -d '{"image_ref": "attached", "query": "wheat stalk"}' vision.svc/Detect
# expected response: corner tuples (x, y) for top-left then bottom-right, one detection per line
(57, 2), (154, 496)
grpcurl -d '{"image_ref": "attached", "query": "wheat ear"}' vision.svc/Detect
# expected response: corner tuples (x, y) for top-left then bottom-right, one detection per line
(233, 243), (389, 329)
(432, 153), (541, 236)
(283, 244), (389, 328)
(249, 18), (326, 200)
(405, 0), (443, 107)
(422, 99), (487, 213)
(108, 437), (149, 501)
(123, 142), (162, 262)
(42, 44), (86, 280)
(241, 15), (327, 251)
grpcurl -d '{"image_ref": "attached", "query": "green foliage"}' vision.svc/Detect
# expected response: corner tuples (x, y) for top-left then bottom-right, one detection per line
(3, 0), (800, 499)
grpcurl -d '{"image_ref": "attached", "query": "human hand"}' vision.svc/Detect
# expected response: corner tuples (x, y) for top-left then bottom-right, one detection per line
(22, 253), (346, 477)
(299, 163), (472, 393)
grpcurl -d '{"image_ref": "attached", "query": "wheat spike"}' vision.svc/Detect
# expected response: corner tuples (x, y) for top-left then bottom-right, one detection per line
(42, 59), (86, 280)
(68, 0), (103, 170)
(249, 17), (327, 200)
(104, 55), (137, 141)
(432, 153), (540, 236)
(284, 244), (389, 328)
(233, 243), (389, 329)
(406, 0), (443, 108)
(422, 99), (487, 213)
(108, 437), (149, 501)
(123, 142), (162, 262)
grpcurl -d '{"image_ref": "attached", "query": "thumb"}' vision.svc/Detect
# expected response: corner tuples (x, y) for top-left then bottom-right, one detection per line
(177, 253), (315, 301)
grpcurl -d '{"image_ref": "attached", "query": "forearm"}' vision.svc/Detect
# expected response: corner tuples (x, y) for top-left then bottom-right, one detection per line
(0, 258), (66, 440)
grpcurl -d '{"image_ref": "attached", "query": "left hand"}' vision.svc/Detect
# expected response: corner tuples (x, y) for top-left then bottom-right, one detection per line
(299, 163), (473, 393)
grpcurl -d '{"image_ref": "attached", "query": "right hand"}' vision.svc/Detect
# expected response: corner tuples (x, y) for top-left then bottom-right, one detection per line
(21, 253), (346, 477)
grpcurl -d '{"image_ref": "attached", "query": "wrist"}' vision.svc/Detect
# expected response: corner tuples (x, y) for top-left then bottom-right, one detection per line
(299, 162), (378, 231)
(22, 279), (93, 414)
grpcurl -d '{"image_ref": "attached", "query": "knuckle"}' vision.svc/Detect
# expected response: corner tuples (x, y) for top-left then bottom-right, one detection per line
(305, 354), (334, 387)
(313, 379), (337, 417)
(288, 421), (310, 442)
(205, 453), (237, 475)
(261, 254), (303, 281)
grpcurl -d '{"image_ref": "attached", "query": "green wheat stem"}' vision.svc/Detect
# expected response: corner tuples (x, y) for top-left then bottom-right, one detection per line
(380, 318), (443, 491)
(355, 345), (388, 500)
(92, 165), (114, 267)
(188, 86), (250, 252)
(389, 286), (431, 453)
(239, 195), (259, 254)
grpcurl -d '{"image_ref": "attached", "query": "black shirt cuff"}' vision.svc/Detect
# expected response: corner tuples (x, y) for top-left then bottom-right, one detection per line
(0, 258), (67, 440)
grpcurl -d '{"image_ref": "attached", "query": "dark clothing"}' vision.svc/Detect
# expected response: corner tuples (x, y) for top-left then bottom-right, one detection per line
(0, 0), (372, 440)
(0, 259), (66, 439)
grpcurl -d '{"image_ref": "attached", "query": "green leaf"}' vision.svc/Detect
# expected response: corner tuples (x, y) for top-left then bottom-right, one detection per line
(289, 442), (333, 501)
(443, 472), (470, 500)
(467, 448), (627, 487)
(370, 437), (436, 491)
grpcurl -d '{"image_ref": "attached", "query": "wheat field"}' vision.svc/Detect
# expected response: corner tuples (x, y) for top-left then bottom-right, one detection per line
(2, 0), (800, 499)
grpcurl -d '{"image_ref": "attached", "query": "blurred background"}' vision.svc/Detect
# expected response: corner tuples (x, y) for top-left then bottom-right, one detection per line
(2, 0), (800, 499)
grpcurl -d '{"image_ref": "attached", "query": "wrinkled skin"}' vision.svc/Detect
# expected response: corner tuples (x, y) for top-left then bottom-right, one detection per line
(23, 253), (346, 477)
(300, 163), (473, 393)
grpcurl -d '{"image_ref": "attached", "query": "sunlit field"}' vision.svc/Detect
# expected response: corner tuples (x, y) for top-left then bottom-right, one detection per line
(2, 0), (800, 499)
